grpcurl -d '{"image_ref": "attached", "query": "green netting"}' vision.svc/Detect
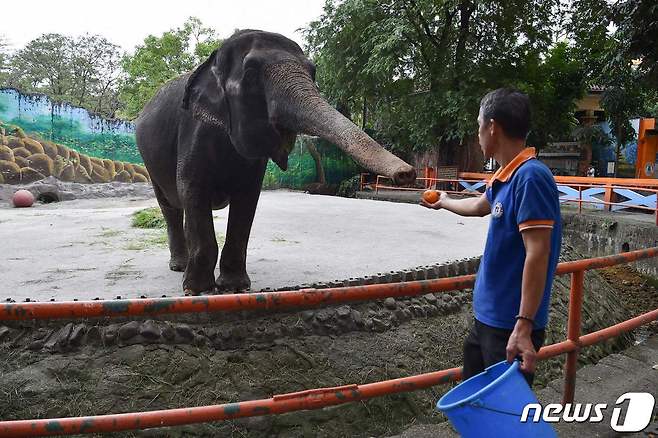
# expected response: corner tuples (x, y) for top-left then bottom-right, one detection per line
(6, 115), (140, 163)
(263, 137), (361, 189)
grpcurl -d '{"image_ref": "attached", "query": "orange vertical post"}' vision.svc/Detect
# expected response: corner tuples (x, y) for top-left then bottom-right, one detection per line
(636, 118), (657, 179)
(603, 184), (614, 211)
(424, 166), (436, 189)
(563, 270), (584, 404)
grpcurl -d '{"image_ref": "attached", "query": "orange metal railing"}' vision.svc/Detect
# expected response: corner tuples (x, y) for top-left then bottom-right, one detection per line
(361, 172), (658, 225)
(0, 248), (657, 436)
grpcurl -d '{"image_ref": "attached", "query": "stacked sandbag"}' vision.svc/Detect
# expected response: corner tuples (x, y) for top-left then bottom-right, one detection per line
(0, 131), (150, 185)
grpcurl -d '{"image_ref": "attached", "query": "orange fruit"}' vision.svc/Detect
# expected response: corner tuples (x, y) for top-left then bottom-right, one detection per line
(422, 190), (439, 204)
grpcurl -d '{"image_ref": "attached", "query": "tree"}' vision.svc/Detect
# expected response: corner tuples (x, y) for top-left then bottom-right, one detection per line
(119, 17), (222, 119)
(599, 39), (646, 177)
(568, 0), (657, 176)
(518, 42), (586, 148)
(567, 0), (613, 84)
(610, 0), (658, 88)
(5, 33), (124, 118)
(305, 0), (568, 165)
(7, 34), (74, 101)
(69, 35), (123, 115)
(0, 35), (10, 84)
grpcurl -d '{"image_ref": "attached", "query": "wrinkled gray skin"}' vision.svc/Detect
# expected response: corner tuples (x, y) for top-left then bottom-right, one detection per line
(136, 30), (416, 294)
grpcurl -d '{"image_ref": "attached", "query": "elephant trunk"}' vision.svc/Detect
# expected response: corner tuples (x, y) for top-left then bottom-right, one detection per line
(264, 62), (416, 185)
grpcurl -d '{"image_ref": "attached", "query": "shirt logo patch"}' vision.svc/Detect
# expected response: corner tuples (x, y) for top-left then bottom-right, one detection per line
(492, 201), (504, 218)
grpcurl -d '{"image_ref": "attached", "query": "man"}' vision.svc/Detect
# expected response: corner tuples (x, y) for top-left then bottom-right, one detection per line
(421, 88), (561, 385)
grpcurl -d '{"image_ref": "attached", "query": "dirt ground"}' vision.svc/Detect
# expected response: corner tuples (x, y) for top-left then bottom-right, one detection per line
(598, 265), (658, 338)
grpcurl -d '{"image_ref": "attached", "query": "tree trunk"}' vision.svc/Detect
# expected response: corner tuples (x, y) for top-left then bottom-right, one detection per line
(614, 141), (621, 178)
(438, 138), (459, 167)
(305, 138), (326, 185)
(614, 126), (622, 178)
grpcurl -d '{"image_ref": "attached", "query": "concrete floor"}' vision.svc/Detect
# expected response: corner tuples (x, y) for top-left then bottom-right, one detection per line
(0, 190), (489, 302)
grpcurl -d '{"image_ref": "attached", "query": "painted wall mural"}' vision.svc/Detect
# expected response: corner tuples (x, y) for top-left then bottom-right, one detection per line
(0, 88), (360, 187)
(0, 88), (140, 164)
(264, 138), (360, 190)
(591, 119), (639, 177)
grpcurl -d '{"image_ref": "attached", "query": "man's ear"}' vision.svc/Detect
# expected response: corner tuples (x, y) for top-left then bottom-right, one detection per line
(182, 48), (230, 130)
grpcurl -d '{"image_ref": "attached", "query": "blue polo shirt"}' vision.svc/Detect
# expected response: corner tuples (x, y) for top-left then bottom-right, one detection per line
(473, 148), (561, 330)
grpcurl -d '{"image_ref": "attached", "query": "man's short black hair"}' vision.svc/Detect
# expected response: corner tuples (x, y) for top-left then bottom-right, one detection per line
(480, 88), (531, 140)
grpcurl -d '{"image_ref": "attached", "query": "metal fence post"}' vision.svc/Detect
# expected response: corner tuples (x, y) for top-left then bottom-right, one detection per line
(563, 270), (584, 404)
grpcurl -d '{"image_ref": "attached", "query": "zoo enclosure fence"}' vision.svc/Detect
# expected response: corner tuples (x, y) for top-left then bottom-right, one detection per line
(362, 172), (658, 225)
(0, 247), (657, 436)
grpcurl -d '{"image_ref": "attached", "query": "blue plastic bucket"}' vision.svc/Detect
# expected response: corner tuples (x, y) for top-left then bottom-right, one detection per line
(437, 360), (557, 438)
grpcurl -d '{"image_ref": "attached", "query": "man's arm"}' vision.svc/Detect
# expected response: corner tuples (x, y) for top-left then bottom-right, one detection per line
(505, 227), (552, 373)
(420, 192), (490, 217)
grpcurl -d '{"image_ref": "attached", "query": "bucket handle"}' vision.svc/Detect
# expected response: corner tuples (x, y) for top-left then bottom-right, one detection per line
(468, 399), (523, 417)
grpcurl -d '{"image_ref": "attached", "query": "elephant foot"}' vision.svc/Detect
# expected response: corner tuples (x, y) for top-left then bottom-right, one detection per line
(183, 274), (217, 296)
(216, 272), (251, 293)
(169, 257), (188, 272)
(184, 285), (218, 296)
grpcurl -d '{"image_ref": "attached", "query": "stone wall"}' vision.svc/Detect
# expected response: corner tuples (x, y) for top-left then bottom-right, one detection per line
(562, 210), (658, 277)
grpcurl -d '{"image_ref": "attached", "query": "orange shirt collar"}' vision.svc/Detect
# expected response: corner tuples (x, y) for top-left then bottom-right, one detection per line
(487, 147), (536, 187)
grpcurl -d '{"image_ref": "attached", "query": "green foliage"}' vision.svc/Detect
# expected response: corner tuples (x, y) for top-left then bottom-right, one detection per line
(131, 207), (166, 229)
(305, 0), (577, 161)
(567, 0), (613, 84)
(0, 35), (9, 84)
(336, 175), (361, 198)
(568, 0), (657, 175)
(5, 33), (123, 117)
(263, 137), (360, 190)
(517, 43), (586, 149)
(261, 171), (279, 190)
(119, 17), (222, 119)
(610, 0), (658, 88)
(125, 230), (168, 250)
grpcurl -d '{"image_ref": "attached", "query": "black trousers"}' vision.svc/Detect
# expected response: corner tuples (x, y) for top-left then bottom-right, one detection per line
(463, 318), (545, 386)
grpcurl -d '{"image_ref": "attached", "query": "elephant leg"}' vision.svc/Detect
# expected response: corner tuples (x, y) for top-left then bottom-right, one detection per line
(217, 189), (261, 292)
(181, 193), (218, 295)
(153, 184), (187, 272)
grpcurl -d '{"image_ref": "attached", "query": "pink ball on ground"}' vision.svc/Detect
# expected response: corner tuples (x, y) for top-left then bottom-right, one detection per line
(12, 190), (35, 208)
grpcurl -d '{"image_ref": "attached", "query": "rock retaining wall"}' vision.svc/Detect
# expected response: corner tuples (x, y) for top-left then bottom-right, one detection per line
(562, 210), (658, 276)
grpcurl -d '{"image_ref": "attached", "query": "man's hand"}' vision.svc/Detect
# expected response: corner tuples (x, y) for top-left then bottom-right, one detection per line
(420, 192), (490, 217)
(506, 319), (537, 374)
(420, 191), (448, 209)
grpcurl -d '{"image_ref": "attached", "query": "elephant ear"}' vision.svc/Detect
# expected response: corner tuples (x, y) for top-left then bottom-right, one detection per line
(182, 49), (230, 130)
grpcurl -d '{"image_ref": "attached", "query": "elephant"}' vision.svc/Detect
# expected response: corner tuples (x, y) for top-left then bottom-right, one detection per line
(136, 30), (416, 295)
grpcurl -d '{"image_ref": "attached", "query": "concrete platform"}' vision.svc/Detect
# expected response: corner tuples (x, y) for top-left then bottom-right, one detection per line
(389, 335), (658, 437)
(0, 190), (488, 301)
(536, 335), (658, 437)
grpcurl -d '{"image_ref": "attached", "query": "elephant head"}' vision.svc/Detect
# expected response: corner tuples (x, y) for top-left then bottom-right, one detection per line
(182, 30), (415, 184)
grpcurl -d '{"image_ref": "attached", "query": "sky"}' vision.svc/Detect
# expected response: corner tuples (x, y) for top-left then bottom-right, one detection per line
(1, 0), (328, 53)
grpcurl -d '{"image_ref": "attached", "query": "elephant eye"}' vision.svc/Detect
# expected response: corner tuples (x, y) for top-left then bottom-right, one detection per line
(243, 68), (258, 85)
